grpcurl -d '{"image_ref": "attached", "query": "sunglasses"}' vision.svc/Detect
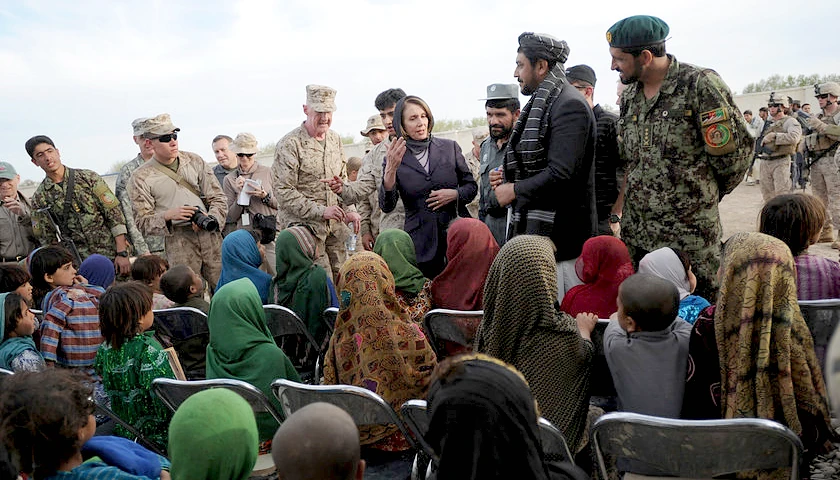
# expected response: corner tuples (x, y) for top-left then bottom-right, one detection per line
(237, 153), (255, 158)
(153, 133), (178, 143)
(817, 94), (830, 99)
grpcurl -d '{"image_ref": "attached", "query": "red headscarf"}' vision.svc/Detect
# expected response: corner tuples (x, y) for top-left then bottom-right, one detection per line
(431, 219), (500, 310)
(560, 235), (634, 318)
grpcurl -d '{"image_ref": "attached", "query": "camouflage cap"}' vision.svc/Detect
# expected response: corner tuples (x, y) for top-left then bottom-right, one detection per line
(816, 82), (840, 98)
(471, 127), (489, 142)
(479, 83), (519, 101)
(145, 113), (180, 136)
(606, 15), (669, 48)
(131, 117), (150, 136)
(360, 114), (386, 136)
(306, 85), (337, 113)
(230, 132), (258, 155)
(0, 161), (18, 180)
(767, 92), (788, 106)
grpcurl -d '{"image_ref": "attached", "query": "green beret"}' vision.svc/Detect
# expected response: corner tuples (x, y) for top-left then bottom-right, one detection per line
(606, 15), (669, 48)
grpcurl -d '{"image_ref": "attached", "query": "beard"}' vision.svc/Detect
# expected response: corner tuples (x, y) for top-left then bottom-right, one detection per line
(489, 123), (513, 140)
(520, 84), (535, 96)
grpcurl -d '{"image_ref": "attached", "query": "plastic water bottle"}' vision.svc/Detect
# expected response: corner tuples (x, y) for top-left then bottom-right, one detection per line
(346, 234), (357, 253)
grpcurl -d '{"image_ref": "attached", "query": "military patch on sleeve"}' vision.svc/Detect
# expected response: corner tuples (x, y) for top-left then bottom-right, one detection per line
(704, 124), (731, 148)
(93, 183), (120, 208)
(699, 107), (729, 126)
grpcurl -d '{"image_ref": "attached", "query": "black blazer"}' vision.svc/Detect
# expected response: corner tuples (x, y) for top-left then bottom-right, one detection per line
(380, 137), (477, 264)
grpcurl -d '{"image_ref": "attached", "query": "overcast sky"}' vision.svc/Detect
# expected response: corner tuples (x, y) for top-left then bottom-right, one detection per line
(0, 0), (833, 181)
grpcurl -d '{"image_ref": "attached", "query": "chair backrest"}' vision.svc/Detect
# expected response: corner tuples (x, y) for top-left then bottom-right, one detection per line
(93, 400), (167, 456)
(423, 309), (483, 359)
(798, 299), (840, 372)
(264, 305), (321, 383)
(151, 377), (284, 424)
(152, 307), (209, 380)
(271, 378), (417, 450)
(591, 412), (803, 480)
(400, 399), (436, 459)
(537, 418), (574, 464)
(322, 307), (338, 335)
(0, 368), (12, 376)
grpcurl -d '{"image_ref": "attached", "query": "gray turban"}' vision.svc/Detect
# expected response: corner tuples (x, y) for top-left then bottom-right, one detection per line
(518, 32), (570, 64)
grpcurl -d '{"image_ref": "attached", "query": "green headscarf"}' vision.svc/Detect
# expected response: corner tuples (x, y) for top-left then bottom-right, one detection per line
(0, 292), (38, 371)
(205, 278), (300, 440)
(373, 229), (427, 295)
(271, 227), (332, 342)
(168, 388), (258, 480)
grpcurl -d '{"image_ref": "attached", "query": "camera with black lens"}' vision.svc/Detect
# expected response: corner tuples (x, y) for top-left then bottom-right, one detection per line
(252, 212), (277, 244)
(188, 206), (219, 232)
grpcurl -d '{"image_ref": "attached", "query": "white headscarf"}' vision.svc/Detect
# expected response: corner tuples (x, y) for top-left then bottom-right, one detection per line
(637, 247), (691, 300)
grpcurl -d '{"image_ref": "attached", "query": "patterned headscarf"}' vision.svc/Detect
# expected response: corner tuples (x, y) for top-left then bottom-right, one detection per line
(506, 33), (570, 235)
(476, 235), (594, 452)
(715, 232), (831, 439)
(322, 252), (437, 448)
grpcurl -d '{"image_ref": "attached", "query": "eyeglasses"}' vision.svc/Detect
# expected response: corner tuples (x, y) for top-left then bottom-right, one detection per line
(153, 133), (178, 143)
(817, 94), (830, 99)
(236, 153), (255, 158)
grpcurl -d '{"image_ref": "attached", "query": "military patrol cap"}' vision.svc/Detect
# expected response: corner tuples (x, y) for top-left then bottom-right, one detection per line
(471, 128), (489, 142)
(131, 117), (150, 136)
(606, 15), (669, 48)
(816, 82), (840, 97)
(767, 92), (788, 106)
(230, 132), (258, 155)
(360, 115), (386, 136)
(565, 65), (597, 86)
(306, 85), (337, 113)
(0, 162), (18, 180)
(479, 84), (519, 101)
(144, 113), (180, 136)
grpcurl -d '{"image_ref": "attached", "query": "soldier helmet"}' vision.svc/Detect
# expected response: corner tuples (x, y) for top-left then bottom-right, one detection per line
(767, 92), (787, 107)
(816, 82), (840, 98)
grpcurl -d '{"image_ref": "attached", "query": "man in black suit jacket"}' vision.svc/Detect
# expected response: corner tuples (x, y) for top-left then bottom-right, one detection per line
(491, 32), (597, 299)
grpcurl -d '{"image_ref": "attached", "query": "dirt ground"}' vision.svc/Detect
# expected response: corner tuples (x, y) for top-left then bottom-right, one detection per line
(719, 180), (838, 260)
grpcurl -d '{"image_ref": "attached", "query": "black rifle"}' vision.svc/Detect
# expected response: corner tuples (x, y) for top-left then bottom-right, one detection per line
(748, 119), (774, 179)
(36, 206), (83, 267)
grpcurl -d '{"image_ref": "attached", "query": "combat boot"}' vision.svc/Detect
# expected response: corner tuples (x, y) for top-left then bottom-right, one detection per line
(819, 224), (835, 243)
(833, 229), (840, 250)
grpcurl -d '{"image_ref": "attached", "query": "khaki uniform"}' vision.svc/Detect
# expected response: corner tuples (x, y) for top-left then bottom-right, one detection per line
(339, 138), (405, 238)
(463, 148), (481, 219)
(31, 168), (127, 260)
(0, 193), (37, 261)
(115, 154), (165, 255)
(223, 163), (279, 274)
(272, 125), (353, 281)
(760, 115), (801, 202)
(128, 151), (227, 290)
(804, 111), (840, 231)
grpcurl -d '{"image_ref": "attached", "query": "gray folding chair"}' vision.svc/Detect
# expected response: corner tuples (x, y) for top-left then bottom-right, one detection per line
(422, 309), (483, 359)
(151, 377), (284, 424)
(93, 400), (167, 456)
(0, 368), (12, 376)
(592, 412), (803, 480)
(271, 378), (417, 450)
(322, 307), (338, 335)
(799, 299), (840, 373)
(152, 307), (209, 380)
(264, 305), (322, 384)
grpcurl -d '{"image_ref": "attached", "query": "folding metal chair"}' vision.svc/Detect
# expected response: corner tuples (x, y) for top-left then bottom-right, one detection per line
(592, 412), (803, 480)
(264, 305), (322, 384)
(93, 400), (167, 456)
(322, 307), (338, 335)
(798, 299), (840, 372)
(422, 309), (483, 359)
(152, 307), (209, 380)
(0, 368), (12, 376)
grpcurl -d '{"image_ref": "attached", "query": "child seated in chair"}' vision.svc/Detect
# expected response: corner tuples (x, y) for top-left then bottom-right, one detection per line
(0, 369), (170, 479)
(94, 281), (175, 450)
(604, 273), (691, 418)
(131, 255), (175, 310)
(0, 263), (34, 305)
(160, 265), (209, 314)
(0, 291), (44, 372)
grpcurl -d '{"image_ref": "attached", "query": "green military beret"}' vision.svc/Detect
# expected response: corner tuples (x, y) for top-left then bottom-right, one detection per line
(606, 15), (669, 48)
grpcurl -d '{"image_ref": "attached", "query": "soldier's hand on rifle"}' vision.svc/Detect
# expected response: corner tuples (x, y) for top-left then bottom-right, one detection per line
(761, 133), (777, 145)
(808, 117), (827, 133)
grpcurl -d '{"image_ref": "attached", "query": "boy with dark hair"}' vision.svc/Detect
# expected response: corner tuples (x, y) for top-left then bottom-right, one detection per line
(159, 265), (209, 314)
(604, 273), (691, 418)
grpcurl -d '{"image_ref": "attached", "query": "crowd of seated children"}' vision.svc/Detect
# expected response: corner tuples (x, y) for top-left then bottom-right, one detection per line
(131, 255), (175, 310)
(159, 265), (209, 314)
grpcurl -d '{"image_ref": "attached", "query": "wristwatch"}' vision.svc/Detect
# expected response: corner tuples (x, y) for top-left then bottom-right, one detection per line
(609, 214), (621, 224)
(115, 250), (129, 258)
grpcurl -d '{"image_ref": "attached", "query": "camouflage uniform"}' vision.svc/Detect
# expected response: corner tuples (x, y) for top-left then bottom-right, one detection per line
(272, 125), (354, 281)
(31, 168), (127, 260)
(804, 110), (840, 232)
(114, 154), (164, 255)
(617, 55), (753, 300)
(463, 147), (481, 219)
(0, 193), (38, 261)
(128, 152), (226, 290)
(338, 137), (405, 239)
(760, 115), (801, 202)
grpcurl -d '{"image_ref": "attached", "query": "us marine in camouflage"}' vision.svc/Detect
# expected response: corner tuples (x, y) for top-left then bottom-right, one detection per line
(759, 93), (801, 202)
(114, 117), (165, 256)
(805, 82), (840, 248)
(26, 135), (130, 274)
(607, 15), (753, 300)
